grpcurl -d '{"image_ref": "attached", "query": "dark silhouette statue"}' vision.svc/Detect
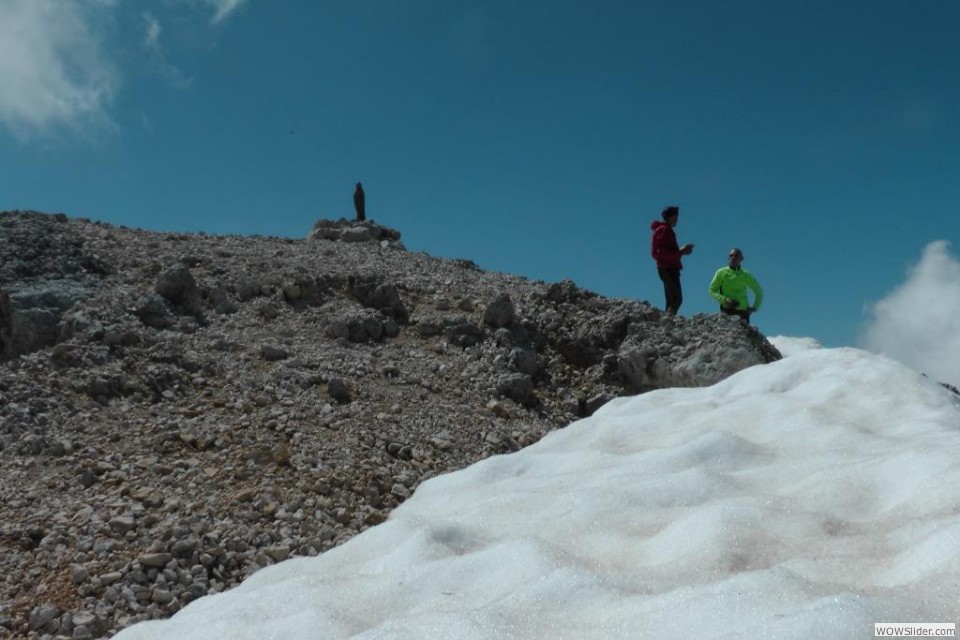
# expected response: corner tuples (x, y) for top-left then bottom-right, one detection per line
(353, 182), (366, 222)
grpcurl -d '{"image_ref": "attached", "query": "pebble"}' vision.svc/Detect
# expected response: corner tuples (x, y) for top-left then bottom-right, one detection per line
(108, 516), (136, 534)
(264, 546), (291, 562)
(28, 603), (60, 631)
(138, 553), (172, 568)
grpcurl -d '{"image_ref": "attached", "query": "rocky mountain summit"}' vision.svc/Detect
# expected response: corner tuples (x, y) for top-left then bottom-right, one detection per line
(0, 210), (780, 638)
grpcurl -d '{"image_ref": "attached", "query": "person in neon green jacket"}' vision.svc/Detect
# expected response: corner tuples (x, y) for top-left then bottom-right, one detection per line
(708, 248), (763, 324)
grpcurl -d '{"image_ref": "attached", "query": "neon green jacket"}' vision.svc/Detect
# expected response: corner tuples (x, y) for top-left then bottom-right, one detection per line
(709, 266), (763, 311)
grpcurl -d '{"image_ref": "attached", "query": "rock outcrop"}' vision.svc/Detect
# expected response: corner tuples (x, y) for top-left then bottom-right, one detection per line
(306, 218), (403, 248)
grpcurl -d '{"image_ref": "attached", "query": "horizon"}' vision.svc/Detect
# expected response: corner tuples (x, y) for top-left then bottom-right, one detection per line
(2, 1), (959, 362)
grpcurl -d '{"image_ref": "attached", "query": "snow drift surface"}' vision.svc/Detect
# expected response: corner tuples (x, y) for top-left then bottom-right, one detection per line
(116, 348), (960, 639)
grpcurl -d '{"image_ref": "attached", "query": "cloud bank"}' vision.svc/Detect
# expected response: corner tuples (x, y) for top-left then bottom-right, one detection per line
(0, 0), (117, 137)
(860, 241), (960, 387)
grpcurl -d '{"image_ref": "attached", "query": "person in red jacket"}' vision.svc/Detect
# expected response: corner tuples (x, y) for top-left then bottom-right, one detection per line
(650, 205), (694, 314)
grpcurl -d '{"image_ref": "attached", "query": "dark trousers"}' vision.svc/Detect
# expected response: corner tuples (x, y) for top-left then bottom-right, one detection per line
(721, 306), (752, 324)
(657, 268), (682, 313)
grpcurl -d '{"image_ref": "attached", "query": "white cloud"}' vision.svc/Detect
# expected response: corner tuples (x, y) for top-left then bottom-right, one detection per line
(0, 0), (245, 139)
(207, 0), (247, 24)
(0, 0), (117, 137)
(860, 241), (960, 387)
(141, 12), (191, 88)
(143, 12), (162, 51)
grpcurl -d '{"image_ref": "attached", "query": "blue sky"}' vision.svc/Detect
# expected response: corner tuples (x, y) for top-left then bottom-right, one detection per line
(2, 1), (959, 348)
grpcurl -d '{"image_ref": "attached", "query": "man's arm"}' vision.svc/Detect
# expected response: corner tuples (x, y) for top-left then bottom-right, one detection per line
(747, 273), (763, 311)
(708, 269), (727, 305)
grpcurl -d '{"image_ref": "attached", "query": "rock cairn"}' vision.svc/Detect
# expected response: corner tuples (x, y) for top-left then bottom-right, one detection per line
(0, 211), (780, 637)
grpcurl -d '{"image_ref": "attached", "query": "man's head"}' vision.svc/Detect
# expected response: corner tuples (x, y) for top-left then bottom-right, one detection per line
(662, 205), (680, 227)
(728, 248), (744, 269)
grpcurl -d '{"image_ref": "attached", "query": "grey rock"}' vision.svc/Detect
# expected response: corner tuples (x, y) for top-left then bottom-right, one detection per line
(208, 286), (239, 315)
(109, 515), (136, 534)
(417, 320), (442, 336)
(261, 345), (289, 362)
(156, 265), (202, 315)
(369, 284), (408, 322)
(71, 566), (90, 584)
(340, 227), (371, 243)
(3, 304), (59, 359)
(59, 612), (75, 635)
(264, 545), (291, 562)
(282, 283), (302, 300)
(584, 393), (616, 416)
(73, 626), (94, 640)
(511, 348), (541, 377)
(8, 279), (94, 314)
(348, 277), (408, 322)
(444, 321), (483, 348)
(483, 293), (516, 328)
(172, 538), (199, 556)
(151, 589), (175, 604)
(78, 470), (97, 488)
(617, 314), (781, 391)
(328, 378), (351, 403)
(72, 612), (99, 631)
(135, 293), (175, 329)
(545, 278), (591, 304)
(28, 603), (60, 631)
(326, 310), (387, 343)
(235, 278), (261, 302)
(138, 553), (172, 568)
(496, 373), (536, 407)
(257, 302), (280, 321)
(383, 318), (400, 338)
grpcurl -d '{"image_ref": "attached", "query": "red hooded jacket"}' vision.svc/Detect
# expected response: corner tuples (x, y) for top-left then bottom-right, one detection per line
(650, 220), (683, 269)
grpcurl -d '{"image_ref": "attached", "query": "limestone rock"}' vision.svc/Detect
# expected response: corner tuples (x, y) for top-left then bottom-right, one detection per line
(328, 378), (352, 404)
(260, 345), (289, 362)
(156, 265), (202, 316)
(496, 373), (536, 407)
(483, 293), (515, 328)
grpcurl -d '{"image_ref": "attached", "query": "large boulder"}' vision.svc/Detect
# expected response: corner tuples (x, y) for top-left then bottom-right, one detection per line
(156, 265), (202, 316)
(326, 309), (397, 343)
(496, 373), (537, 407)
(444, 318), (483, 348)
(347, 276), (409, 323)
(618, 313), (782, 391)
(483, 293), (516, 328)
(0, 279), (98, 359)
(135, 294), (175, 329)
(307, 219), (403, 244)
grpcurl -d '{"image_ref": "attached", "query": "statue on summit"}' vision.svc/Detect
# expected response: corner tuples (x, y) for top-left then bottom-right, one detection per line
(353, 182), (366, 222)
